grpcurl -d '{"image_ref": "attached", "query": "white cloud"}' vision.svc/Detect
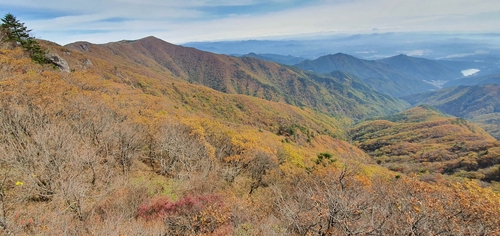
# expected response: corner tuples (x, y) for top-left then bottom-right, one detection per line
(461, 69), (480, 76)
(355, 51), (377, 54)
(3, 0), (500, 44)
(437, 50), (489, 59)
(398, 50), (433, 57)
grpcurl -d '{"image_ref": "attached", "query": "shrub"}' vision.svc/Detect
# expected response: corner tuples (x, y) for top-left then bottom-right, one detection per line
(136, 194), (231, 234)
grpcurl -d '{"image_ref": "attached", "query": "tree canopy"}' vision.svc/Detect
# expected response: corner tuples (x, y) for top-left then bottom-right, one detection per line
(1, 13), (47, 64)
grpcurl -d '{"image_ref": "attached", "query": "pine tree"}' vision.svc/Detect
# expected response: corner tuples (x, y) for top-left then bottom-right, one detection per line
(1, 13), (31, 47)
(1, 13), (47, 64)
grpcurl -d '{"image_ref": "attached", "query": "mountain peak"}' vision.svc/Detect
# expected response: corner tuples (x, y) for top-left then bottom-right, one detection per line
(137, 36), (167, 43)
(331, 52), (353, 57)
(314, 52), (359, 61)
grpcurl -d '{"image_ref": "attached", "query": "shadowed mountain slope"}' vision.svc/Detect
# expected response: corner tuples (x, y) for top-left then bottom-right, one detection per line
(294, 53), (437, 97)
(240, 53), (306, 65)
(378, 54), (462, 82)
(444, 73), (500, 87)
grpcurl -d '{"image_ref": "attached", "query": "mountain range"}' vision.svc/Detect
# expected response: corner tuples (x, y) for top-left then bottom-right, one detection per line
(182, 33), (500, 62)
(66, 37), (408, 119)
(444, 73), (500, 87)
(240, 52), (306, 65)
(378, 54), (462, 82)
(294, 53), (440, 97)
(2, 24), (500, 235)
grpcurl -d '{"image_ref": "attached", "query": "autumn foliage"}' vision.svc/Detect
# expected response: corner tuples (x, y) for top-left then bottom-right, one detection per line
(351, 106), (500, 182)
(0, 29), (499, 235)
(136, 194), (231, 235)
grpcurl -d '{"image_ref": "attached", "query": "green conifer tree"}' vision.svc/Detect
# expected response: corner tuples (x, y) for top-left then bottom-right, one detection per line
(1, 13), (47, 64)
(1, 13), (31, 46)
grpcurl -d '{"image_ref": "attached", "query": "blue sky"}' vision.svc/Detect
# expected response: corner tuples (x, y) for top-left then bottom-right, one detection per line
(1, 0), (499, 45)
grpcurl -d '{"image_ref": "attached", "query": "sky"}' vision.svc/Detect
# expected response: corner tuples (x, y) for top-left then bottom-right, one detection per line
(1, 0), (500, 45)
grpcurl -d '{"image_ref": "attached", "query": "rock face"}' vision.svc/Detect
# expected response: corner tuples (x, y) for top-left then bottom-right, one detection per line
(45, 53), (70, 72)
(84, 58), (93, 66)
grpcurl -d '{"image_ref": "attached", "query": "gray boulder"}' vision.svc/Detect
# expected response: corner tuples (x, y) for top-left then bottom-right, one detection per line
(45, 53), (70, 72)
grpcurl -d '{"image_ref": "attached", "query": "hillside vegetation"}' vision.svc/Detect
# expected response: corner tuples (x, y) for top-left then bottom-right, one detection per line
(65, 37), (408, 119)
(1, 27), (500, 235)
(351, 106), (500, 182)
(403, 85), (500, 139)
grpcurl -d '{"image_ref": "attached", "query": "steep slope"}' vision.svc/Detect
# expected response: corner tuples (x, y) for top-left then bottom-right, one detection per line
(444, 73), (500, 87)
(294, 53), (437, 97)
(66, 37), (408, 119)
(402, 85), (500, 139)
(0, 35), (378, 235)
(351, 106), (500, 181)
(2, 32), (500, 235)
(378, 54), (462, 82)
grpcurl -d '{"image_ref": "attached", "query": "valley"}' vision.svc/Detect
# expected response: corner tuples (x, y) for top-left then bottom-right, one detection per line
(0, 13), (500, 235)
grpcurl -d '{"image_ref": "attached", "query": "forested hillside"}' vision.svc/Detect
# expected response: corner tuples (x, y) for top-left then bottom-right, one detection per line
(351, 106), (500, 182)
(403, 85), (500, 139)
(65, 37), (408, 119)
(1, 24), (500, 235)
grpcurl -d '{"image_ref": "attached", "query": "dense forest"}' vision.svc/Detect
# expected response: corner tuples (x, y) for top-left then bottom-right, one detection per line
(0, 15), (499, 235)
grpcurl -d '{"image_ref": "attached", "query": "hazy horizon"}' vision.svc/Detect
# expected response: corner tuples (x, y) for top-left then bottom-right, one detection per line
(1, 0), (499, 45)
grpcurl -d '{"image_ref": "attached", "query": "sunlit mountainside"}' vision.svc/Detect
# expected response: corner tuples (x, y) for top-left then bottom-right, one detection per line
(1, 17), (500, 235)
(351, 105), (500, 182)
(65, 36), (408, 119)
(403, 84), (500, 139)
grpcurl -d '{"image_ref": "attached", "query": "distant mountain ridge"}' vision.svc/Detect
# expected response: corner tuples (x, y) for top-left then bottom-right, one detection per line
(444, 73), (500, 87)
(66, 36), (408, 119)
(294, 53), (438, 97)
(241, 53), (306, 65)
(378, 54), (462, 82)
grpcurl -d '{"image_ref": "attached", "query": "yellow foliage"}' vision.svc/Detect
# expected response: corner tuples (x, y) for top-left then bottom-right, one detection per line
(282, 143), (305, 168)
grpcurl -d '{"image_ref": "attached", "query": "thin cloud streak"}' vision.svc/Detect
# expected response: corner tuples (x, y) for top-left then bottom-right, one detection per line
(1, 0), (499, 45)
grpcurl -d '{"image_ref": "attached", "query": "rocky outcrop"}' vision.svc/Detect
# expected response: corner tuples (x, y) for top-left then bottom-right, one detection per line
(45, 53), (70, 72)
(84, 58), (93, 66)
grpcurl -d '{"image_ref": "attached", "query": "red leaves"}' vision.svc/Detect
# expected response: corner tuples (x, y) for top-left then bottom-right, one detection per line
(137, 195), (212, 221)
(136, 194), (230, 234)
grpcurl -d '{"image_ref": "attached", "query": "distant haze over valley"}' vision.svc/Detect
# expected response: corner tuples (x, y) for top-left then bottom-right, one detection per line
(3, 7), (500, 233)
(3, 0), (500, 233)
(183, 32), (500, 77)
(183, 33), (500, 62)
